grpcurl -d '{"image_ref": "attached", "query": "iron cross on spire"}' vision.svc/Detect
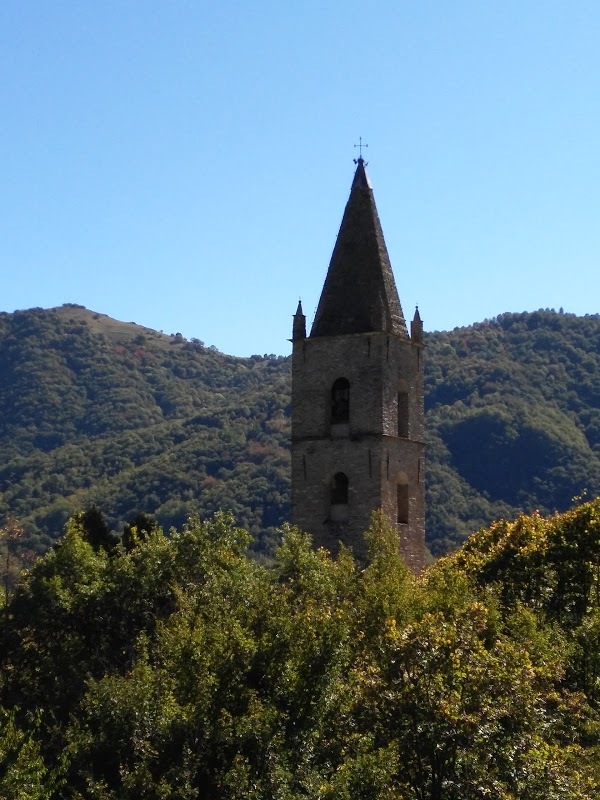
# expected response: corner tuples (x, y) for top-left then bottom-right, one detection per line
(353, 137), (368, 164)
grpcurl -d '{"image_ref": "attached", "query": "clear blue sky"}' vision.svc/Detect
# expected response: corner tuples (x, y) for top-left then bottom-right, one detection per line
(2, 1), (599, 356)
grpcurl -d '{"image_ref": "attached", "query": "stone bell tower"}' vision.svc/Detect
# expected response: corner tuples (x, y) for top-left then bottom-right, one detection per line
(291, 157), (425, 569)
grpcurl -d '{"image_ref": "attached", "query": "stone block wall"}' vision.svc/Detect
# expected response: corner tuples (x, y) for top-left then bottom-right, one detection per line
(291, 330), (425, 569)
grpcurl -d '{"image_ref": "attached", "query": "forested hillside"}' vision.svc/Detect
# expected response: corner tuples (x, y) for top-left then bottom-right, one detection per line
(2, 503), (599, 797)
(0, 305), (291, 558)
(425, 309), (600, 551)
(0, 305), (599, 558)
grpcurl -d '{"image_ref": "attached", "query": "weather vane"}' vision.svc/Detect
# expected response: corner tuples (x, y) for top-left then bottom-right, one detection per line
(353, 137), (368, 164)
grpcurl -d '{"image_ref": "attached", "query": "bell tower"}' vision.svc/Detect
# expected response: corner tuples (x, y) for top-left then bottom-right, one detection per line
(291, 157), (425, 569)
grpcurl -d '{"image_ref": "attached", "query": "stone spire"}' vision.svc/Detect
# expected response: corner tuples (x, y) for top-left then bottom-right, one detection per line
(310, 158), (408, 338)
(411, 305), (423, 343)
(292, 299), (306, 340)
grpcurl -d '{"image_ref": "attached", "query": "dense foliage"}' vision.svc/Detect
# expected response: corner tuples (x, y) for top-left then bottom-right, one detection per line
(1, 503), (600, 798)
(0, 305), (599, 559)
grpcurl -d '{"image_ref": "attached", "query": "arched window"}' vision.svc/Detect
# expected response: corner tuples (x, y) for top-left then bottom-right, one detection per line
(398, 391), (409, 438)
(331, 472), (349, 504)
(397, 482), (409, 525)
(330, 472), (349, 521)
(331, 378), (350, 424)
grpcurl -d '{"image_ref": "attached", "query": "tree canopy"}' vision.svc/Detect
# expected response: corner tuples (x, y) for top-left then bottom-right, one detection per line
(1, 501), (600, 798)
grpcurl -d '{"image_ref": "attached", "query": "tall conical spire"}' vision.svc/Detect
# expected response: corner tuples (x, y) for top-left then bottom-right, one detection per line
(310, 158), (408, 338)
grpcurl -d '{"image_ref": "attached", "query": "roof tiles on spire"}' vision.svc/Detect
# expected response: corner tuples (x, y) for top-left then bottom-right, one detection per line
(310, 158), (408, 338)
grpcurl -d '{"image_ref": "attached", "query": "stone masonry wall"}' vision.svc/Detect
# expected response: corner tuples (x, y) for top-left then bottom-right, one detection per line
(291, 330), (425, 569)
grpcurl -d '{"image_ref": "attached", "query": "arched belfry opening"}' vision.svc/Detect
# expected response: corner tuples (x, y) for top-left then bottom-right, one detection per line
(331, 378), (350, 424)
(397, 472), (409, 525)
(291, 156), (425, 570)
(330, 472), (349, 521)
(331, 472), (349, 504)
